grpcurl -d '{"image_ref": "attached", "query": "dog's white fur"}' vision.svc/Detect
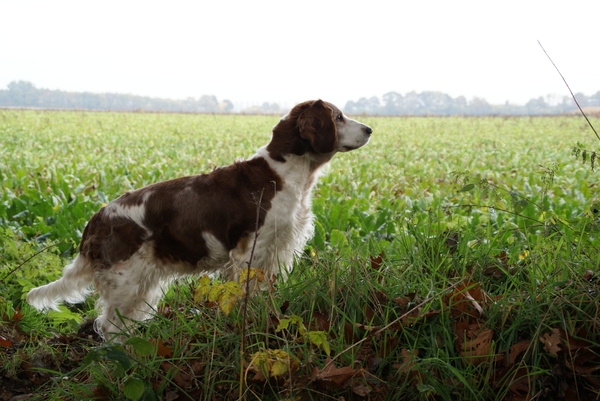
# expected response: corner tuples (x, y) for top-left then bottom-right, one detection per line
(26, 100), (372, 338)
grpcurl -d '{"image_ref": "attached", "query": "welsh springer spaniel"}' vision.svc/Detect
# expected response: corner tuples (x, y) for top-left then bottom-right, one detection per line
(27, 100), (372, 338)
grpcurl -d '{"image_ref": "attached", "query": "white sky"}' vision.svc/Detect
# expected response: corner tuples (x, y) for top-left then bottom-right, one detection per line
(1, 0), (599, 110)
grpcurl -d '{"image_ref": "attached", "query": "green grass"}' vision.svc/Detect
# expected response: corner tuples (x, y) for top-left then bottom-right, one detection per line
(1, 110), (599, 400)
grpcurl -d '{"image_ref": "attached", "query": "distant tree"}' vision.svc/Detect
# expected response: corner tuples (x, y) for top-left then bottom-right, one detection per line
(526, 97), (549, 115)
(420, 91), (453, 115)
(452, 96), (468, 115)
(198, 95), (219, 113)
(588, 91), (600, 107)
(382, 92), (402, 115)
(402, 91), (425, 115)
(219, 99), (234, 113)
(7, 81), (37, 107)
(468, 97), (493, 115)
(343, 100), (359, 114)
(574, 92), (589, 108)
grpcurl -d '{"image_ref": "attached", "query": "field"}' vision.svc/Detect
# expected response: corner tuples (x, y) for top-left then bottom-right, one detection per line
(1, 110), (599, 400)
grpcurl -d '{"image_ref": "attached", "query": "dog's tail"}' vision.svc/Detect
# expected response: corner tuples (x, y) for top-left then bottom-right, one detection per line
(27, 254), (94, 311)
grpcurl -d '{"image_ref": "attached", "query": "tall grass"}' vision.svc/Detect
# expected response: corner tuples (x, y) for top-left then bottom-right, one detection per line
(1, 111), (599, 400)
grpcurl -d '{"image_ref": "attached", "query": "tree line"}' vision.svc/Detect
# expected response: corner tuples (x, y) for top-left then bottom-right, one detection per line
(1, 81), (599, 116)
(344, 91), (600, 116)
(0, 81), (236, 114)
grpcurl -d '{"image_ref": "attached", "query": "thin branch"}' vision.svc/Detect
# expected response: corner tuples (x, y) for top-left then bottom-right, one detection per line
(238, 186), (265, 401)
(0, 241), (64, 283)
(537, 40), (600, 142)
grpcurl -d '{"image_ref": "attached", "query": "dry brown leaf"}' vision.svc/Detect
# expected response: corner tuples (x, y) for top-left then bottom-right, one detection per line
(312, 358), (358, 387)
(370, 253), (384, 270)
(395, 348), (418, 371)
(156, 341), (173, 358)
(507, 340), (531, 366)
(445, 281), (490, 318)
(392, 296), (411, 307)
(539, 329), (562, 356)
(393, 349), (422, 385)
(459, 328), (495, 365)
(507, 367), (536, 400)
(559, 328), (592, 351)
(0, 335), (14, 348)
(351, 381), (372, 397)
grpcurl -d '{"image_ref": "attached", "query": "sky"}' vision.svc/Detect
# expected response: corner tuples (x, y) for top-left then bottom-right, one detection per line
(1, 0), (599, 110)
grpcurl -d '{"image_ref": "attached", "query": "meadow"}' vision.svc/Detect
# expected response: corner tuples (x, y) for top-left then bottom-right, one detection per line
(0, 110), (599, 400)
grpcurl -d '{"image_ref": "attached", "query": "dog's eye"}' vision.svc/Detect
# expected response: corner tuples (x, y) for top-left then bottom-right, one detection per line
(336, 114), (344, 122)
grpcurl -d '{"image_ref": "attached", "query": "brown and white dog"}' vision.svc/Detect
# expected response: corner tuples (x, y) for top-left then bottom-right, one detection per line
(27, 100), (372, 337)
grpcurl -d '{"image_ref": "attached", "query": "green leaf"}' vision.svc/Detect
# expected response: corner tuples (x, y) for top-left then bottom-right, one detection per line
(417, 383), (436, 394)
(306, 331), (331, 356)
(330, 229), (348, 250)
(459, 183), (475, 192)
(513, 199), (528, 213)
(276, 315), (304, 333)
(104, 347), (132, 371)
(123, 377), (145, 401)
(126, 337), (155, 357)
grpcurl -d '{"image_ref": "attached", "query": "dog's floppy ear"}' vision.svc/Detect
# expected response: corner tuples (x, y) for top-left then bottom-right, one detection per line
(297, 100), (337, 154)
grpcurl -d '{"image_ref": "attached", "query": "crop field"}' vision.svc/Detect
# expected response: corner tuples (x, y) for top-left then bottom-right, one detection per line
(1, 110), (599, 400)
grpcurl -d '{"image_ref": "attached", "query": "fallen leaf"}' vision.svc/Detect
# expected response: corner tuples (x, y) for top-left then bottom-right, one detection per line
(539, 329), (562, 357)
(507, 340), (531, 367)
(351, 381), (372, 396)
(558, 328), (592, 351)
(393, 349), (422, 385)
(459, 328), (495, 365)
(149, 339), (174, 363)
(507, 367), (536, 399)
(0, 335), (14, 348)
(370, 253), (384, 270)
(445, 282), (489, 318)
(583, 269), (594, 281)
(313, 358), (358, 387)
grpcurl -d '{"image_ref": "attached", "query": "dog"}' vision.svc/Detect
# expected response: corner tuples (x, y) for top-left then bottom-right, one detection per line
(27, 99), (372, 338)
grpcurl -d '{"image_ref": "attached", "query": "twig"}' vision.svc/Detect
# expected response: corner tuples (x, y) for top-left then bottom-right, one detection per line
(537, 40), (600, 142)
(450, 204), (544, 225)
(238, 187), (265, 401)
(0, 241), (64, 283)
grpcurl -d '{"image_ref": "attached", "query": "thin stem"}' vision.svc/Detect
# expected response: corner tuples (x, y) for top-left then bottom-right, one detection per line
(538, 40), (600, 142)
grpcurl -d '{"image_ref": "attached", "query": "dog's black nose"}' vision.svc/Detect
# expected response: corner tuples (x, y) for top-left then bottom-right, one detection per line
(364, 126), (373, 136)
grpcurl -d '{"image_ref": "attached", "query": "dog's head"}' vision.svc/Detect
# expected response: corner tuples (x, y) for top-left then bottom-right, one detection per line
(268, 100), (372, 162)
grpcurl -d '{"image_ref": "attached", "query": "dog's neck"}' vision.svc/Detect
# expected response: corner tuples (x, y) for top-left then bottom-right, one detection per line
(252, 146), (330, 197)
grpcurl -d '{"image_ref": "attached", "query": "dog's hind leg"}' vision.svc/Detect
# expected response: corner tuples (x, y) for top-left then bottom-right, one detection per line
(93, 254), (164, 340)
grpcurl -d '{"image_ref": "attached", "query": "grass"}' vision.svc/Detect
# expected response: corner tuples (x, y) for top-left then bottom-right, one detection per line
(1, 110), (599, 400)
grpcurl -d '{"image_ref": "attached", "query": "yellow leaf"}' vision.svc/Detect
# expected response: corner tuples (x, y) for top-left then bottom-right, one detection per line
(218, 296), (237, 315)
(221, 281), (243, 294)
(270, 360), (289, 376)
(215, 282), (243, 315)
(248, 349), (298, 378)
(208, 284), (223, 303)
(238, 267), (265, 284)
(198, 275), (211, 286)
(193, 275), (212, 303)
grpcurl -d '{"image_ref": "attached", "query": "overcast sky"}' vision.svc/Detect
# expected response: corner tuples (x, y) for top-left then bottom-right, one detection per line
(1, 0), (599, 109)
